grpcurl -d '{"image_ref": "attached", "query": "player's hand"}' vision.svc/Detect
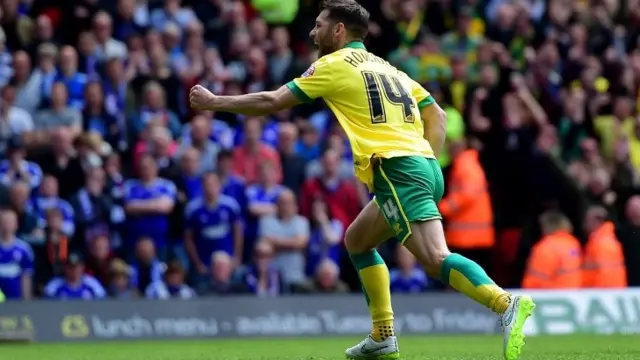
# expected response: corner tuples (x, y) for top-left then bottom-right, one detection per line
(189, 85), (214, 111)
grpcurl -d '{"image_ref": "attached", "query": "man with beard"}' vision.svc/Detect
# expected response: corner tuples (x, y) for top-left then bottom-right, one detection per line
(188, 1), (534, 359)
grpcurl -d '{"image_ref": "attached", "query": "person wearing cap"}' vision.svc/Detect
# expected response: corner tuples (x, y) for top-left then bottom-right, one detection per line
(0, 135), (43, 190)
(43, 252), (106, 299)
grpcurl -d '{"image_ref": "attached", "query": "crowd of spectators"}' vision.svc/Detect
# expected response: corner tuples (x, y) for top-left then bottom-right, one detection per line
(0, 0), (639, 301)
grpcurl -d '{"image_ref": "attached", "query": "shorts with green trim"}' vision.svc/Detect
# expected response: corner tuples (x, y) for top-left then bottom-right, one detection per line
(373, 156), (444, 244)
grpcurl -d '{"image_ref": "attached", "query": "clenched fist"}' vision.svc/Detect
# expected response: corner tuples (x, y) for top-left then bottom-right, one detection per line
(189, 85), (214, 111)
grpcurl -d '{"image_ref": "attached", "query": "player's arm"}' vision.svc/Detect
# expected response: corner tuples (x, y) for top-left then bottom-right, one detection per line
(194, 85), (302, 116)
(420, 102), (448, 159)
(407, 76), (448, 158)
(191, 58), (334, 115)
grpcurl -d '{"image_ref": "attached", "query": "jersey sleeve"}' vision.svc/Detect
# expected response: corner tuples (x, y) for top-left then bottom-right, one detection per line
(286, 57), (337, 103)
(402, 73), (435, 110)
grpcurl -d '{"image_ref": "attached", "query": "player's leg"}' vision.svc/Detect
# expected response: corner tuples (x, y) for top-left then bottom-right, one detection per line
(389, 157), (534, 360)
(344, 200), (399, 360)
(404, 220), (534, 360)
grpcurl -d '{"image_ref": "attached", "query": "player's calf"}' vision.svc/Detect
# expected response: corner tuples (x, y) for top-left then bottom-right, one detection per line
(404, 220), (512, 314)
(402, 221), (450, 277)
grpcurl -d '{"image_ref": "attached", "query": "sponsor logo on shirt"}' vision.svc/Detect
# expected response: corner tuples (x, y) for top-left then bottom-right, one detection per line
(302, 65), (315, 78)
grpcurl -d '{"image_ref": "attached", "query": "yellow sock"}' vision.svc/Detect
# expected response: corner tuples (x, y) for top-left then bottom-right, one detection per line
(441, 254), (511, 314)
(350, 251), (395, 341)
(372, 320), (394, 342)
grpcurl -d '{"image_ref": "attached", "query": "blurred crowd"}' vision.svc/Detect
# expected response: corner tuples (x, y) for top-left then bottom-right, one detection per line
(0, 0), (639, 301)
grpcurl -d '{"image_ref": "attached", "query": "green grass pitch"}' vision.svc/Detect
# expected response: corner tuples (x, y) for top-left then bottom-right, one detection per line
(2, 335), (639, 359)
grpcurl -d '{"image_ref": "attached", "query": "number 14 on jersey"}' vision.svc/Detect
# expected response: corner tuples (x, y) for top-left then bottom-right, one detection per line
(361, 71), (416, 124)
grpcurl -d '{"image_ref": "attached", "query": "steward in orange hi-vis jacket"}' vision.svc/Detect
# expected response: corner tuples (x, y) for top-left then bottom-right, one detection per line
(522, 211), (582, 289)
(439, 146), (494, 251)
(582, 206), (627, 288)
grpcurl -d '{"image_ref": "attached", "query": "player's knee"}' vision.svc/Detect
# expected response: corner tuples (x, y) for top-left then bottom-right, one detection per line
(422, 249), (450, 277)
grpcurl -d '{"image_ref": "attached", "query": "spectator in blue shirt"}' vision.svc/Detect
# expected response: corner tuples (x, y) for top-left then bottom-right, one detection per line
(306, 198), (344, 276)
(130, 81), (181, 139)
(173, 148), (203, 202)
(0, 136), (43, 191)
(130, 237), (165, 294)
(295, 124), (322, 162)
(180, 116), (234, 151)
(34, 175), (75, 237)
(76, 31), (100, 78)
(217, 150), (247, 213)
(241, 241), (285, 297)
(123, 154), (176, 259)
(176, 115), (220, 174)
(149, 0), (197, 31)
(56, 46), (87, 111)
(70, 167), (120, 247)
(102, 58), (128, 125)
(211, 119), (235, 150)
(233, 117), (279, 149)
(184, 172), (243, 281)
(0, 209), (34, 299)
(145, 260), (196, 299)
(112, 0), (147, 43)
(43, 253), (106, 300)
(168, 147), (203, 253)
(390, 245), (430, 294)
(244, 161), (285, 259)
(82, 81), (122, 150)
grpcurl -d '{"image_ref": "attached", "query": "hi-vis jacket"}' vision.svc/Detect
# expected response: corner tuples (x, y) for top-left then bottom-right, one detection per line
(583, 221), (627, 288)
(522, 230), (583, 289)
(439, 149), (495, 249)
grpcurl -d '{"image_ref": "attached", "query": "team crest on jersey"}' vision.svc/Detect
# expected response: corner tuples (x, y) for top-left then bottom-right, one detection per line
(302, 65), (315, 78)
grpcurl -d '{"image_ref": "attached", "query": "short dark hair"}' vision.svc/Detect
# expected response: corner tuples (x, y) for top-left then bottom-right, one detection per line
(217, 149), (234, 161)
(320, 0), (369, 40)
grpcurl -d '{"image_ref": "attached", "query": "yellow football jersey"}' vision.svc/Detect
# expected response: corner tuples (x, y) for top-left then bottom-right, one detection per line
(286, 41), (436, 188)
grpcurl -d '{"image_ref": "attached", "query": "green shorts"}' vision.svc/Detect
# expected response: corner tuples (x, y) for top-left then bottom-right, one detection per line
(373, 156), (444, 243)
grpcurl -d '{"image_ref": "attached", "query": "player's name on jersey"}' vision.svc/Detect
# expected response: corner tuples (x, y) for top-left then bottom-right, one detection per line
(343, 51), (390, 68)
